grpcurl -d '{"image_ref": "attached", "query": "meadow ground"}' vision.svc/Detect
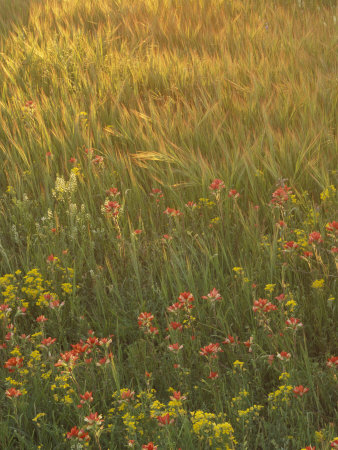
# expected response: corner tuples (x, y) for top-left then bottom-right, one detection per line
(0, 0), (337, 448)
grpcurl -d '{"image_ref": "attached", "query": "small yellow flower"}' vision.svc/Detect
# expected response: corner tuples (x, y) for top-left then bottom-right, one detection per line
(315, 430), (324, 442)
(286, 300), (297, 312)
(32, 412), (46, 422)
(233, 360), (244, 369)
(10, 348), (22, 356)
(31, 332), (43, 340)
(279, 372), (290, 381)
(312, 279), (324, 289)
(264, 284), (276, 293)
(320, 185), (336, 201)
(62, 395), (73, 404)
(41, 371), (52, 380)
(61, 283), (73, 294)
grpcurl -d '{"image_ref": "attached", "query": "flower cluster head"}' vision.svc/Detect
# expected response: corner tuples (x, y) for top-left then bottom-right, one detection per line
(283, 241), (299, 250)
(4, 356), (24, 372)
(228, 189), (240, 199)
(106, 187), (120, 197)
(79, 391), (93, 405)
(138, 312), (154, 328)
(162, 234), (172, 242)
(163, 207), (183, 217)
(120, 389), (135, 401)
(92, 155), (104, 165)
(142, 443), (157, 450)
(157, 413), (174, 426)
(275, 293), (286, 302)
(41, 337), (57, 347)
(6, 387), (22, 398)
(66, 426), (90, 441)
(137, 312), (159, 335)
(36, 315), (48, 323)
(285, 317), (303, 330)
(47, 254), (57, 263)
(167, 292), (195, 313)
(252, 298), (277, 313)
(331, 438), (338, 448)
(200, 343), (223, 358)
(169, 390), (186, 401)
(277, 351), (291, 361)
(168, 343), (184, 353)
(276, 220), (287, 228)
(327, 356), (338, 368)
(208, 371), (219, 379)
(150, 188), (163, 203)
(326, 221), (338, 233)
(270, 184), (292, 206)
(308, 232), (323, 244)
(54, 351), (79, 369)
(48, 298), (65, 309)
(104, 200), (121, 217)
(243, 336), (253, 352)
(293, 385), (309, 397)
(202, 288), (222, 303)
(25, 100), (35, 109)
(84, 412), (104, 427)
(209, 179), (225, 193)
(168, 321), (183, 331)
(223, 334), (239, 345)
(185, 201), (197, 209)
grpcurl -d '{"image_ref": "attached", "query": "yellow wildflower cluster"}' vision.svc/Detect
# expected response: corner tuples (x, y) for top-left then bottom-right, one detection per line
(27, 350), (42, 368)
(303, 207), (320, 226)
(290, 194), (299, 204)
(122, 412), (141, 438)
(231, 389), (249, 406)
(279, 372), (290, 382)
(0, 266), (76, 319)
(233, 360), (245, 372)
(293, 229), (308, 248)
(264, 284), (276, 293)
(232, 267), (244, 275)
(320, 185), (336, 202)
(61, 283), (73, 294)
(268, 384), (293, 410)
(285, 298), (297, 313)
(190, 410), (236, 447)
(237, 404), (264, 420)
(10, 347), (22, 357)
(6, 185), (15, 194)
(232, 267), (249, 282)
(32, 412), (46, 427)
(5, 377), (25, 387)
(312, 279), (325, 289)
(51, 373), (74, 404)
(149, 399), (165, 414)
(198, 198), (216, 208)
